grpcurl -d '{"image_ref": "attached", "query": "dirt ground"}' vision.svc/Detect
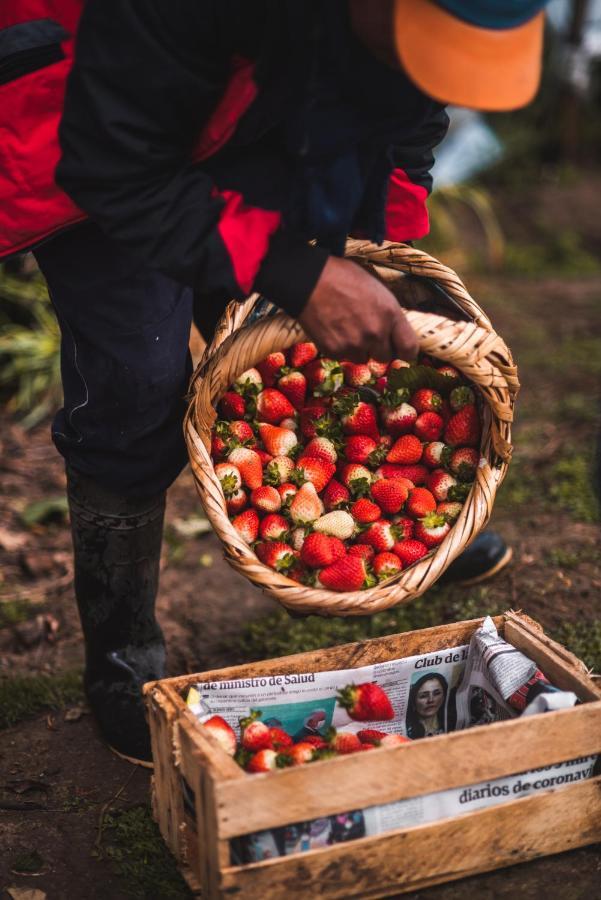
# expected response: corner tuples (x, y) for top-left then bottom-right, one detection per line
(2, 178), (601, 898)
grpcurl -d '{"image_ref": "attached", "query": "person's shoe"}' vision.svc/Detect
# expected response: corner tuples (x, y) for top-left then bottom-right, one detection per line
(443, 531), (512, 587)
(66, 466), (166, 766)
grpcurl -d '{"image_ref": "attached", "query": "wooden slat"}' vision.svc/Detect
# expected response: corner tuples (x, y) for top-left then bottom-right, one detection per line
(214, 701), (601, 838)
(145, 685), (185, 858)
(218, 775), (601, 899)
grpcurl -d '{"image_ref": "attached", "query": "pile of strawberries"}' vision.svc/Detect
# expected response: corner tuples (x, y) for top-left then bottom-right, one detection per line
(211, 342), (481, 592)
(200, 681), (410, 773)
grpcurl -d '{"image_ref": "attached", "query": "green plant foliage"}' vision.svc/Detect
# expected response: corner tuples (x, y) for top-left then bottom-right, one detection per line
(502, 231), (601, 278)
(0, 670), (83, 729)
(0, 598), (32, 628)
(552, 620), (601, 674)
(548, 454), (600, 524)
(20, 495), (69, 527)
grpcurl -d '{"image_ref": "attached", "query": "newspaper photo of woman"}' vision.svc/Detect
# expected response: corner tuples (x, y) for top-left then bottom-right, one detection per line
(406, 673), (449, 739)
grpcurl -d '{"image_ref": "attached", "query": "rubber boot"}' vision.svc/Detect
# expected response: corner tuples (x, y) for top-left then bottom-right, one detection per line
(66, 465), (166, 765)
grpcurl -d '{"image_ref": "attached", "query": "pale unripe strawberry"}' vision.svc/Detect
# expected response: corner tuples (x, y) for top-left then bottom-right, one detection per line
(289, 482), (324, 525)
(264, 455), (295, 485)
(313, 510), (355, 540)
(214, 462), (242, 498)
(290, 527), (308, 551)
(235, 367), (263, 393)
(280, 417), (298, 431)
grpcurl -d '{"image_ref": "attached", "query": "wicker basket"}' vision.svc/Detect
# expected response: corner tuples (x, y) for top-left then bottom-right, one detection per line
(184, 241), (519, 617)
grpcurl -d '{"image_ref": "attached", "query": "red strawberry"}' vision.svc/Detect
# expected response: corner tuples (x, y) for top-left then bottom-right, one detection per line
(277, 482), (297, 505)
(449, 385), (476, 411)
(219, 391), (246, 420)
(376, 463), (427, 486)
(278, 369), (307, 409)
(386, 434), (423, 465)
(414, 412), (444, 442)
(334, 393), (379, 439)
(259, 513), (290, 542)
(286, 742), (317, 765)
(371, 478), (408, 515)
(231, 509), (259, 543)
(348, 543), (375, 562)
(337, 682), (394, 721)
(256, 388), (295, 424)
(405, 487), (436, 519)
(300, 404), (337, 440)
(343, 435), (377, 465)
(289, 482), (324, 525)
(393, 539), (428, 566)
(427, 469), (458, 502)
(214, 462), (242, 498)
(342, 361), (373, 387)
(375, 375), (388, 393)
(357, 728), (387, 744)
(202, 715), (236, 756)
(339, 463), (372, 498)
(304, 358), (344, 396)
(255, 448), (273, 467)
(228, 447), (263, 489)
(444, 405), (481, 448)
(388, 358), (410, 371)
(318, 555), (372, 592)
(367, 358), (388, 378)
(437, 501), (463, 522)
(294, 456), (335, 493)
(240, 711), (272, 751)
(411, 388), (442, 414)
(303, 735), (328, 750)
(250, 485), (282, 514)
(257, 352), (286, 387)
(226, 488), (247, 515)
(380, 402), (417, 437)
(350, 498), (382, 524)
(436, 364), (461, 384)
(313, 510), (355, 540)
(264, 455), (295, 486)
(422, 441), (447, 469)
(258, 423), (298, 457)
(234, 367), (263, 395)
(448, 446), (479, 481)
(373, 552), (402, 580)
(301, 533), (346, 568)
(380, 733), (411, 747)
(289, 341), (318, 368)
(246, 748), (279, 773)
(322, 479), (350, 511)
(269, 727), (293, 751)
(414, 513), (451, 547)
(227, 419), (256, 445)
(256, 541), (297, 572)
(357, 520), (398, 552)
(329, 731), (363, 754)
(211, 433), (229, 460)
(391, 517), (414, 541)
(303, 437), (338, 465)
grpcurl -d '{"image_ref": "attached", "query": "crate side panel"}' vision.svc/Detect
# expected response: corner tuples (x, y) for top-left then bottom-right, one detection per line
(146, 686), (185, 858)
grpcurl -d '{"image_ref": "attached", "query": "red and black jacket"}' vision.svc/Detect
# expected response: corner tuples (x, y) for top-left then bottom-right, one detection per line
(0, 0), (449, 315)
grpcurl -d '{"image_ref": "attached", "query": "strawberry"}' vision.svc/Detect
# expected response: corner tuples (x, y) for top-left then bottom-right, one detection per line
(333, 393), (379, 439)
(255, 448), (273, 467)
(278, 482), (297, 505)
(293, 456), (335, 493)
(302, 735), (328, 750)
(436, 364), (461, 384)
(257, 352), (286, 387)
(256, 541), (297, 572)
(226, 419), (257, 446)
(405, 487), (436, 519)
(342, 361), (373, 387)
(391, 517), (414, 541)
(234, 367), (263, 395)
(448, 446), (479, 481)
(202, 715), (236, 756)
(256, 388), (295, 424)
(231, 509), (259, 543)
(290, 527), (307, 551)
(278, 369), (307, 409)
(411, 388), (442, 414)
(444, 404), (480, 448)
(313, 510), (356, 540)
(375, 375), (388, 393)
(289, 341), (318, 368)
(356, 520), (398, 552)
(259, 513), (290, 542)
(250, 485), (282, 514)
(301, 533), (346, 568)
(226, 488), (247, 515)
(339, 463), (372, 498)
(321, 479), (349, 511)
(303, 436), (338, 465)
(388, 358), (410, 371)
(357, 728), (387, 744)
(380, 402), (417, 437)
(393, 539), (428, 566)
(449, 385), (475, 411)
(264, 455), (295, 486)
(427, 469), (458, 502)
(228, 447), (263, 489)
(304, 358), (344, 396)
(219, 391), (246, 420)
(214, 462), (242, 498)
(240, 711), (272, 751)
(246, 748), (279, 773)
(373, 552), (402, 580)
(350, 498), (382, 524)
(377, 463), (427, 486)
(318, 555), (373, 592)
(437, 501), (463, 522)
(269, 727), (293, 751)
(380, 734), (411, 747)
(337, 682), (394, 721)
(343, 435), (377, 465)
(280, 417), (298, 431)
(258, 423), (298, 457)
(286, 742), (317, 765)
(211, 433), (229, 460)
(371, 478), (408, 515)
(367, 358), (388, 378)
(414, 411), (444, 442)
(348, 543), (375, 562)
(300, 404), (338, 440)
(414, 513), (451, 547)
(328, 731), (363, 754)
(386, 434), (423, 465)
(422, 441), (447, 469)
(289, 482), (324, 525)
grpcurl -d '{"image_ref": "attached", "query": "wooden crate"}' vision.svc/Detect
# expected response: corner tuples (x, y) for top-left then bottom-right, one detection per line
(143, 611), (601, 899)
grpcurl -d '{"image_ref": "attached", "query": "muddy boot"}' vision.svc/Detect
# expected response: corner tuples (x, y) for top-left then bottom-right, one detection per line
(66, 466), (166, 766)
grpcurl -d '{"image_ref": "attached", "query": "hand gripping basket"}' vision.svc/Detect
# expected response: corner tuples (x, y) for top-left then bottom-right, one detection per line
(184, 241), (519, 617)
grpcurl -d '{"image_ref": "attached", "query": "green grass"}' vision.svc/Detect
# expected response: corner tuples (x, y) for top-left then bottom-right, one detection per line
(548, 454), (600, 524)
(553, 621), (601, 674)
(0, 670), (84, 729)
(0, 598), (32, 628)
(501, 230), (601, 278)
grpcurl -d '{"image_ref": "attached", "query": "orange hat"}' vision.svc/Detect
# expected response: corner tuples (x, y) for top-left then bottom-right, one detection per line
(393, 0), (545, 111)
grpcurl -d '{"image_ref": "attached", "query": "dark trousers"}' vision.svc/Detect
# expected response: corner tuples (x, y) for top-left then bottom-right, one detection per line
(34, 222), (226, 497)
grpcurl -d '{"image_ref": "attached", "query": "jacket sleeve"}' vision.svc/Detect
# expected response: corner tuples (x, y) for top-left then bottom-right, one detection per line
(384, 106), (449, 242)
(56, 0), (327, 315)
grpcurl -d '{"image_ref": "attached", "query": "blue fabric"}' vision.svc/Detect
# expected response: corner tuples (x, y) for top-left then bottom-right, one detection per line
(434, 0), (548, 29)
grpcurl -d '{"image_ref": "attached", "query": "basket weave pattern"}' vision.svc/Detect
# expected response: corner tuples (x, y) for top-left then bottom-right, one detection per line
(184, 242), (519, 616)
